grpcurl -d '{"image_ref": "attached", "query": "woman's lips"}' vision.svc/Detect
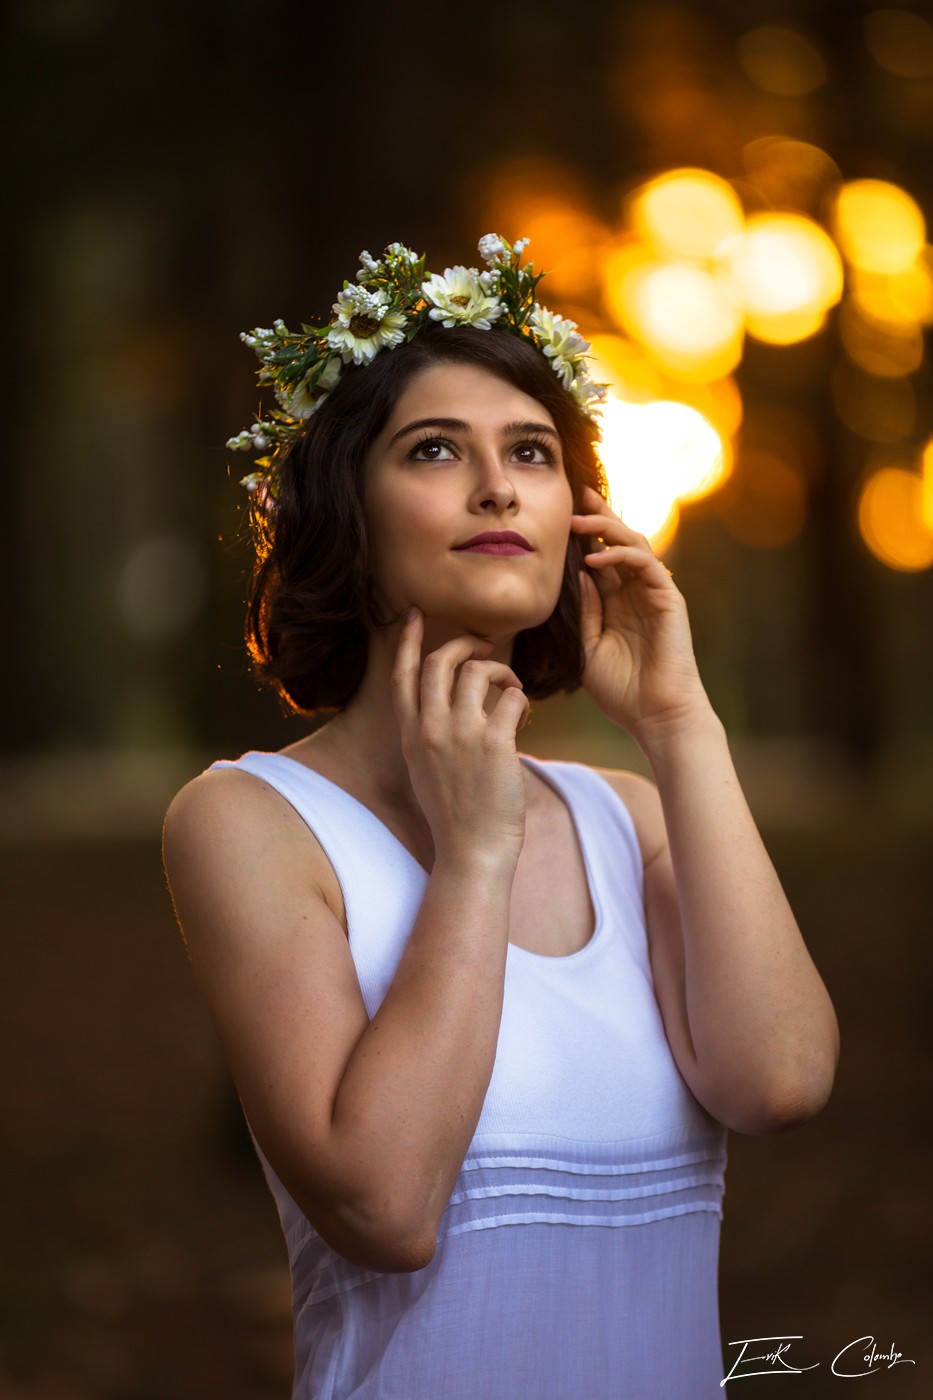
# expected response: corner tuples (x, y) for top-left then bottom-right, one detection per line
(453, 531), (533, 556)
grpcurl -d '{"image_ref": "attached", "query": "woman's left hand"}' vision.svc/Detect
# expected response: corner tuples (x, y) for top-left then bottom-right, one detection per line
(571, 485), (713, 746)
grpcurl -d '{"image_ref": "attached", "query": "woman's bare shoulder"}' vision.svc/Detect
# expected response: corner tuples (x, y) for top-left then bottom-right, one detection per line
(162, 763), (341, 919)
(164, 764), (302, 858)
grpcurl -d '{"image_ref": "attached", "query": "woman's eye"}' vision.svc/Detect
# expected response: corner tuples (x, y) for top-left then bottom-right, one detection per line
(409, 437), (456, 462)
(512, 440), (554, 465)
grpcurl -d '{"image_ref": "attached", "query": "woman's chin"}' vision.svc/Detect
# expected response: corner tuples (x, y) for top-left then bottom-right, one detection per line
(419, 600), (555, 644)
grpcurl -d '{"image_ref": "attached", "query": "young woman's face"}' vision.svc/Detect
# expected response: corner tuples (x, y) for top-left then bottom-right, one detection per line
(364, 362), (575, 640)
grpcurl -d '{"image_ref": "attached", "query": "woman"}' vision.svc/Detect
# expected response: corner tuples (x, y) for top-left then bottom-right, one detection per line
(162, 236), (839, 1398)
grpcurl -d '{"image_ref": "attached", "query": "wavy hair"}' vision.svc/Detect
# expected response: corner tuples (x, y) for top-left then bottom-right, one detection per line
(245, 323), (607, 715)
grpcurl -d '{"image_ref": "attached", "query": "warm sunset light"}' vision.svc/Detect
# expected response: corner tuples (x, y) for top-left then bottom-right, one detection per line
(831, 363), (916, 445)
(832, 180), (927, 276)
(849, 254), (933, 329)
(839, 298), (925, 378)
(718, 450), (808, 549)
(857, 463), (933, 570)
(485, 157), (932, 574)
(606, 260), (745, 380)
(519, 206), (612, 300)
(723, 213), (844, 344)
(630, 169), (745, 262)
(737, 25), (827, 96)
(864, 7), (933, 80)
(597, 394), (727, 548)
(741, 137), (840, 213)
(922, 438), (933, 532)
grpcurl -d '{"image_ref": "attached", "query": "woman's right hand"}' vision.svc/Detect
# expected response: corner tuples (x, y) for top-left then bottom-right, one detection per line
(391, 607), (530, 869)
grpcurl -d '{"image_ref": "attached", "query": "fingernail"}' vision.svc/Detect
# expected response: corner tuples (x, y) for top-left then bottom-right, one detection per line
(406, 605), (419, 623)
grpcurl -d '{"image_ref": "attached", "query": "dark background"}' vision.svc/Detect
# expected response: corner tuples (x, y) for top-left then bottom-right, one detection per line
(2, 1), (930, 1395)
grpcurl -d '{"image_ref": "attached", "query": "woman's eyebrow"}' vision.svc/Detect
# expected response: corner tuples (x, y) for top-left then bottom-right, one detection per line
(389, 417), (468, 446)
(502, 420), (559, 439)
(388, 417), (559, 446)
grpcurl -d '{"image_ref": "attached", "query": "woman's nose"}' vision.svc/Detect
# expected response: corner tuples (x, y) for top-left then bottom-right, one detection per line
(469, 452), (517, 513)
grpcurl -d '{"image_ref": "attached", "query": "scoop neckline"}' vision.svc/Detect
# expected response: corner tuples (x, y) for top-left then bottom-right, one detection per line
(251, 749), (606, 964)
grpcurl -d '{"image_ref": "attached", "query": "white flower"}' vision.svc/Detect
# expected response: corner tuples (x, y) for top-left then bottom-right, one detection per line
(241, 325), (287, 366)
(478, 233), (505, 264)
(327, 285), (407, 365)
(386, 242), (418, 263)
(528, 305), (590, 389)
(277, 355), (343, 417)
(318, 356), (342, 391)
(569, 374), (608, 417)
(356, 249), (384, 281)
(275, 377), (317, 420)
(422, 266), (504, 329)
(513, 237), (530, 255)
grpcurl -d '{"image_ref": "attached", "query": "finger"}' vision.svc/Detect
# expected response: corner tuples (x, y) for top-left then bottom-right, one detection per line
(419, 633), (495, 714)
(450, 659), (524, 716)
(577, 569), (604, 657)
(581, 484), (615, 513)
(570, 512), (646, 545)
(583, 543), (674, 587)
(486, 685), (531, 737)
(391, 607), (425, 727)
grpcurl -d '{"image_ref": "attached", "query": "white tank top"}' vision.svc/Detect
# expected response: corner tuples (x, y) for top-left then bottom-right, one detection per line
(209, 749), (728, 1398)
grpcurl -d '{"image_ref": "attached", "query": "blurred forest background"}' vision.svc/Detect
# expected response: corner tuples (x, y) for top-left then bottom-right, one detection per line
(2, 0), (931, 1396)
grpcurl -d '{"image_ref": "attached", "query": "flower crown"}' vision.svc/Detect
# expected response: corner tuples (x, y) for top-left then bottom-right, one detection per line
(227, 234), (608, 495)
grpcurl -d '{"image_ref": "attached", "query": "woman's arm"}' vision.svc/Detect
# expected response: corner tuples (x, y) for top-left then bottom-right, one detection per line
(571, 488), (839, 1134)
(163, 615), (529, 1273)
(601, 738), (839, 1135)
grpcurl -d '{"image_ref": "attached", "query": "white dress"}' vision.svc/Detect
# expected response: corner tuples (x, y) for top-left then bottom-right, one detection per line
(209, 750), (728, 1398)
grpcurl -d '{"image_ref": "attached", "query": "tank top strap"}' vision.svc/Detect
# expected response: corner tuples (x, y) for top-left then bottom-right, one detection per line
(208, 750), (429, 1017)
(518, 754), (648, 968)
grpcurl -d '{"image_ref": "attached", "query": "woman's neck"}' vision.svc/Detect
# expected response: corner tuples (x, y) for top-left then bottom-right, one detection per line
(291, 616), (515, 817)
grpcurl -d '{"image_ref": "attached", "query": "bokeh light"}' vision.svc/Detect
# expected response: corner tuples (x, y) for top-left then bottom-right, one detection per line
(723, 213), (844, 344)
(604, 258), (744, 380)
(863, 8), (933, 80)
(838, 297), (924, 377)
(587, 333), (664, 403)
(487, 153), (932, 572)
(922, 438), (933, 532)
(849, 253), (933, 329)
(119, 535), (208, 639)
(857, 463), (933, 570)
(718, 450), (808, 549)
(831, 362), (916, 444)
(742, 137), (840, 215)
(737, 25), (827, 96)
(832, 179), (926, 276)
(629, 169), (744, 261)
(597, 395), (726, 547)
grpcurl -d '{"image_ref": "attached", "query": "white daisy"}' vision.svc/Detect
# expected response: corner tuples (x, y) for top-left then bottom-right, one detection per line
(569, 375), (608, 416)
(327, 286), (407, 365)
(528, 305), (590, 389)
(422, 266), (504, 329)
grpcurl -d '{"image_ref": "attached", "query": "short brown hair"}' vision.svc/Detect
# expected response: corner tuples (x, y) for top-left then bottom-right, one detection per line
(245, 323), (607, 715)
